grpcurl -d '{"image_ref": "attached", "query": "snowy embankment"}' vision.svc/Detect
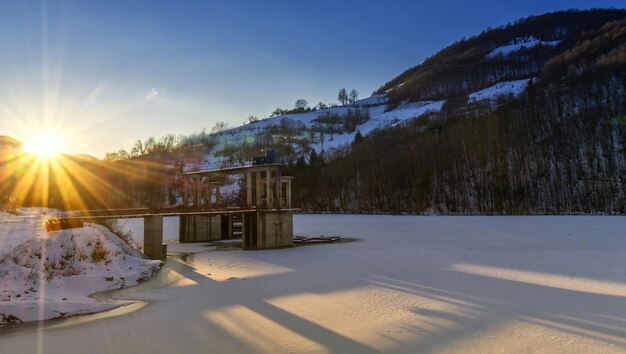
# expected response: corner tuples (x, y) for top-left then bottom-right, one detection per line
(0, 209), (161, 327)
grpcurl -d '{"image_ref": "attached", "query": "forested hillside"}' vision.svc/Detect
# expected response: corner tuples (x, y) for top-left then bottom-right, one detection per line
(291, 9), (626, 214)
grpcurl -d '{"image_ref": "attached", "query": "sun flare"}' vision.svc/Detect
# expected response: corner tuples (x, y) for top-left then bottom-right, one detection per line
(21, 132), (67, 159)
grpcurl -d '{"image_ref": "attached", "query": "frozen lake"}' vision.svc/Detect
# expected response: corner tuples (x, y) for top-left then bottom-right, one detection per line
(2, 215), (626, 353)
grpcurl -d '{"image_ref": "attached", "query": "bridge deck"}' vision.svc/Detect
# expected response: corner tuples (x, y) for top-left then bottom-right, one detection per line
(47, 207), (297, 259)
(49, 207), (298, 221)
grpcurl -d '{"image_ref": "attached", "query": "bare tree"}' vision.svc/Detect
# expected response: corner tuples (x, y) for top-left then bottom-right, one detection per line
(162, 134), (176, 151)
(117, 149), (130, 160)
(271, 108), (287, 117)
(131, 140), (146, 157)
(104, 149), (131, 162)
(349, 89), (359, 103)
(211, 121), (229, 133)
(338, 88), (348, 105)
(144, 137), (156, 153)
(245, 116), (259, 124)
(294, 99), (308, 110)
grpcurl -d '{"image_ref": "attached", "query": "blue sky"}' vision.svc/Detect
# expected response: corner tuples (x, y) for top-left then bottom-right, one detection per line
(0, 0), (624, 157)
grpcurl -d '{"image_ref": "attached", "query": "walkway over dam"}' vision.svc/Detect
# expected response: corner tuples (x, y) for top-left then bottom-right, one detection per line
(47, 163), (295, 260)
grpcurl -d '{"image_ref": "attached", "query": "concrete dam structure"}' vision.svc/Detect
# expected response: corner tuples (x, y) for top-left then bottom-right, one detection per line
(48, 160), (296, 260)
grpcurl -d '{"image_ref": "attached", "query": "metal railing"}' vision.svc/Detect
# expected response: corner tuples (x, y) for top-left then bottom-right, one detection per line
(183, 161), (253, 174)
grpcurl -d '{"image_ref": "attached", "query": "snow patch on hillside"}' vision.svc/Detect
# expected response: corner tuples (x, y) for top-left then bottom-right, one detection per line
(308, 100), (445, 153)
(352, 94), (388, 106)
(486, 36), (560, 58)
(385, 81), (406, 93)
(0, 209), (161, 327)
(186, 94), (446, 169)
(379, 100), (445, 126)
(468, 79), (530, 102)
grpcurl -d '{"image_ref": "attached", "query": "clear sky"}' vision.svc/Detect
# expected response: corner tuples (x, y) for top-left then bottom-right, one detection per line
(0, 0), (624, 157)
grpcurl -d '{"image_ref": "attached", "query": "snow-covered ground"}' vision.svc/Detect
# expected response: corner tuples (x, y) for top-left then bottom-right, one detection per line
(468, 79), (530, 102)
(0, 209), (161, 327)
(185, 94), (446, 172)
(486, 36), (560, 58)
(2, 215), (626, 353)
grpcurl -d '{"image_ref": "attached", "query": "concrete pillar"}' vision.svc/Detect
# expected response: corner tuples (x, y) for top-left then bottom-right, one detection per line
(210, 216), (222, 240)
(202, 178), (211, 205)
(190, 177), (196, 206)
(255, 171), (263, 207)
(207, 180), (212, 208)
(266, 169), (272, 208)
(242, 212), (256, 250)
(179, 215), (188, 242)
(281, 180), (287, 208)
(197, 216), (209, 240)
(196, 176), (201, 207)
(275, 169), (282, 209)
(203, 180), (208, 206)
(179, 215), (221, 242)
(144, 215), (164, 260)
(243, 210), (293, 250)
(183, 178), (189, 206)
(240, 213), (246, 242)
(220, 214), (232, 239)
(246, 171), (252, 207)
(287, 178), (292, 209)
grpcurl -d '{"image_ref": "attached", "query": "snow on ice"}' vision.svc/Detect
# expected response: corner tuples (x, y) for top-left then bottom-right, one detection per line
(2, 215), (626, 353)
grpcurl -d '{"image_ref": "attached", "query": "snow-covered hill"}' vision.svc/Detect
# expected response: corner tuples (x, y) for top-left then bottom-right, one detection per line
(186, 94), (451, 171)
(184, 74), (546, 173)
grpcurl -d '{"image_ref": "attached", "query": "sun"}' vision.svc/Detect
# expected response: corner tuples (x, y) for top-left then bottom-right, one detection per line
(21, 132), (67, 159)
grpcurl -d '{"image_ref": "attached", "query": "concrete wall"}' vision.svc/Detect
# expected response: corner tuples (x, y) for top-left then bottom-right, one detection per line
(243, 210), (293, 250)
(179, 211), (293, 250)
(179, 215), (222, 242)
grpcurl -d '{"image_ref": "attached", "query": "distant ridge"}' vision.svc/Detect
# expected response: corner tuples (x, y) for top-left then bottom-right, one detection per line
(0, 135), (21, 146)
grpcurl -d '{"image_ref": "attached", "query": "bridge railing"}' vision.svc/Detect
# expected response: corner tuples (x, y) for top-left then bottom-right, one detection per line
(183, 161), (253, 174)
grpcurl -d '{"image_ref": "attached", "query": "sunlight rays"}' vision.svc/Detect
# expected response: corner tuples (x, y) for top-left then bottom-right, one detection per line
(9, 156), (47, 207)
(3, 153), (112, 210)
(21, 132), (66, 159)
(0, 146), (175, 212)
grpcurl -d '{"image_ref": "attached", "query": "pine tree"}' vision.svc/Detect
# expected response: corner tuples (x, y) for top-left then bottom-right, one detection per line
(308, 149), (318, 166)
(353, 130), (364, 144)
